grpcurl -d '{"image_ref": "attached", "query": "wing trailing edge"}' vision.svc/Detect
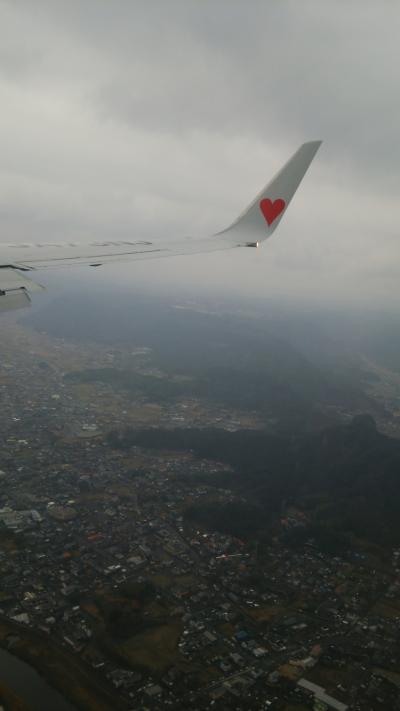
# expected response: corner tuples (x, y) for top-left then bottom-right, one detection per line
(0, 268), (45, 312)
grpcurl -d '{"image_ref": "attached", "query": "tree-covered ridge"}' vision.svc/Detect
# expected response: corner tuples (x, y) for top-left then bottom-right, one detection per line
(108, 416), (400, 547)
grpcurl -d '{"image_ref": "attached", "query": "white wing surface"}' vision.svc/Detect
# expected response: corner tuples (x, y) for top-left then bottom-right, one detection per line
(0, 141), (321, 311)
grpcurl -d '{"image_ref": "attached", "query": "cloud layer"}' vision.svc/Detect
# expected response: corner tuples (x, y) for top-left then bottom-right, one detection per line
(0, 0), (399, 307)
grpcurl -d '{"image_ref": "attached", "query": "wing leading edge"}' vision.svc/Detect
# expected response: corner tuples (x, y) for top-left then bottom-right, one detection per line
(0, 141), (321, 311)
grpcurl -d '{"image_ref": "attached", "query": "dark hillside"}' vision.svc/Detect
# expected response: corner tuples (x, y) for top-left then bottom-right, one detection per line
(108, 416), (400, 546)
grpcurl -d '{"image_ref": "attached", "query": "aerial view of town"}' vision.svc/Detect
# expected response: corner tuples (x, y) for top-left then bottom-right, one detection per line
(1, 296), (400, 711)
(1, 1), (400, 709)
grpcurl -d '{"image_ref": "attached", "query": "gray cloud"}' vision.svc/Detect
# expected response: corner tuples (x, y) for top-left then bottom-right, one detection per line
(0, 0), (399, 307)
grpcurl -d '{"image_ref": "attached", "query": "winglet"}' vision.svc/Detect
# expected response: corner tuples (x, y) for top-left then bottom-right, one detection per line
(218, 141), (322, 245)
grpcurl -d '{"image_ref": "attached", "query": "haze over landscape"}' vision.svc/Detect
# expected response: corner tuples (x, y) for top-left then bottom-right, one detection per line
(1, 2), (400, 710)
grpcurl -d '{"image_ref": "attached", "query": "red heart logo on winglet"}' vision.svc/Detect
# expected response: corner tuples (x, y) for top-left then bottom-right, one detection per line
(260, 198), (286, 226)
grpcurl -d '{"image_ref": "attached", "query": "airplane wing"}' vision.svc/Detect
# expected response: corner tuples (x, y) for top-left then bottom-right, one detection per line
(0, 141), (321, 312)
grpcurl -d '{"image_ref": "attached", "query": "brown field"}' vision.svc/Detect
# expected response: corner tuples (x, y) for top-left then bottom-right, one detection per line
(149, 573), (197, 590)
(114, 622), (183, 673)
(370, 599), (400, 618)
(0, 531), (19, 553)
(247, 605), (286, 622)
(217, 622), (236, 638)
(278, 663), (302, 681)
(306, 664), (356, 691)
(373, 668), (400, 688)
(0, 681), (30, 711)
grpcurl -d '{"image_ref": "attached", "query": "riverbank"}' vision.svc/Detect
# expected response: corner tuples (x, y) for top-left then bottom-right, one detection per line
(0, 648), (75, 711)
(0, 680), (30, 711)
(0, 617), (128, 711)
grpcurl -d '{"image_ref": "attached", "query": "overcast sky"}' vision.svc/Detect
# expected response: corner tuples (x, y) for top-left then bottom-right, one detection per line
(0, 0), (399, 309)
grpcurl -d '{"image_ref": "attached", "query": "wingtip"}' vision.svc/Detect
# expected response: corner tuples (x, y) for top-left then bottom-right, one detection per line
(298, 140), (322, 159)
(302, 139), (323, 148)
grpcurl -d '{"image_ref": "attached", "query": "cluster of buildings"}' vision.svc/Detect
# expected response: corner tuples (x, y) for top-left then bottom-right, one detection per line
(0, 321), (399, 710)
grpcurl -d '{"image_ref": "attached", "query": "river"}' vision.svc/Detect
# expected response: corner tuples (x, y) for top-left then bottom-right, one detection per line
(0, 647), (76, 711)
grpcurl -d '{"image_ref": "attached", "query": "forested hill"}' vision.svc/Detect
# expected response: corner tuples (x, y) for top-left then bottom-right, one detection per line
(108, 415), (400, 546)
